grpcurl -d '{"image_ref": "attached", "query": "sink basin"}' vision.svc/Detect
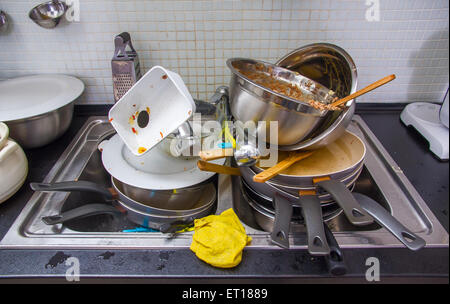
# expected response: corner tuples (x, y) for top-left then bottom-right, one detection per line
(0, 116), (448, 250)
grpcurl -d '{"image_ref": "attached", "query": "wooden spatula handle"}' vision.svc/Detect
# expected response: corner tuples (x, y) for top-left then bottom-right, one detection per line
(197, 160), (241, 176)
(198, 148), (233, 161)
(253, 151), (313, 183)
(331, 74), (396, 108)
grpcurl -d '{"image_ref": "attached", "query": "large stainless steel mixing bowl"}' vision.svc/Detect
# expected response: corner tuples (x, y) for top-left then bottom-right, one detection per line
(5, 102), (74, 149)
(227, 58), (338, 146)
(275, 43), (358, 151)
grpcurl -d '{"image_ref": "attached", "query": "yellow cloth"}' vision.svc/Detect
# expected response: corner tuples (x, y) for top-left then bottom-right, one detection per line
(190, 208), (252, 268)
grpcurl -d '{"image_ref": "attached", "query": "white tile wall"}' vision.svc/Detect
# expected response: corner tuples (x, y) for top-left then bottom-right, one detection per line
(0, 0), (448, 104)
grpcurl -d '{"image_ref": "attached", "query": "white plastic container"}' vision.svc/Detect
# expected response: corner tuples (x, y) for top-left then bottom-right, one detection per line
(108, 66), (196, 156)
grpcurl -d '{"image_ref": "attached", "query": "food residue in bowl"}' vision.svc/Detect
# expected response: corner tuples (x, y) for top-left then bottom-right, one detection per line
(236, 65), (342, 111)
(138, 147), (147, 154)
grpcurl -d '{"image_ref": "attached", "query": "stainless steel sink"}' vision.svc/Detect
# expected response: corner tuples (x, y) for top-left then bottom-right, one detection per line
(0, 115), (448, 249)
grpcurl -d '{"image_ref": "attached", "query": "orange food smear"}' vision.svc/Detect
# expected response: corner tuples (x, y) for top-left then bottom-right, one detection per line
(108, 118), (113, 122)
(138, 147), (147, 154)
(160, 131), (163, 138)
(162, 74), (168, 80)
(132, 127), (137, 134)
(146, 107), (150, 114)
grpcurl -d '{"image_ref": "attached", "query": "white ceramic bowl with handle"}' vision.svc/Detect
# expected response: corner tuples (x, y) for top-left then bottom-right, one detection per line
(0, 122), (28, 204)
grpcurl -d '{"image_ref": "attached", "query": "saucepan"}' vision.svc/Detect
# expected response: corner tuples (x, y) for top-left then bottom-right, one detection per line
(31, 178), (217, 232)
(242, 170), (425, 252)
(200, 131), (374, 228)
(30, 132), (224, 231)
(242, 130), (370, 226)
(241, 179), (348, 275)
(198, 130), (426, 251)
(236, 131), (373, 249)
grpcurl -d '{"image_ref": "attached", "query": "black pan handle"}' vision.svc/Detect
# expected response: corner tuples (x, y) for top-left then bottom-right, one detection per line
(316, 179), (374, 226)
(323, 224), (347, 276)
(42, 204), (121, 225)
(159, 217), (195, 234)
(300, 195), (330, 256)
(353, 193), (426, 251)
(270, 193), (293, 249)
(30, 181), (114, 201)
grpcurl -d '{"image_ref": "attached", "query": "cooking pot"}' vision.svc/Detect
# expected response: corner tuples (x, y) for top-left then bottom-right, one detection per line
(31, 180), (217, 232)
(96, 133), (224, 209)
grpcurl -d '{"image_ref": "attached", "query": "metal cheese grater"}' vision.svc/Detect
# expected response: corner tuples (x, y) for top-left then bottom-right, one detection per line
(111, 32), (141, 102)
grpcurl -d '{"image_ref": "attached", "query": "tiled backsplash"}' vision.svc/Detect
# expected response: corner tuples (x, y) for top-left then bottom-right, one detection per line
(0, 0), (448, 104)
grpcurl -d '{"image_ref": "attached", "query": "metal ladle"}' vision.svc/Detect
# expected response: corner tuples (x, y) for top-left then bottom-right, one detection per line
(0, 10), (8, 33)
(29, 0), (67, 29)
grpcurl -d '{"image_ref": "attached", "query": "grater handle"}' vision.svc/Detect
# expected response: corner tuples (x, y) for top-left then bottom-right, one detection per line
(114, 32), (137, 60)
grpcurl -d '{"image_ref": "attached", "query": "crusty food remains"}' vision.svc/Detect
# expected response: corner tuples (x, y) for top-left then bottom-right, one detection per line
(237, 64), (342, 111)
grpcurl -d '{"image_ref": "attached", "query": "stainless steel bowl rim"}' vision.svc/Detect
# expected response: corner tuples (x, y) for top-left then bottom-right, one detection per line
(3, 102), (74, 123)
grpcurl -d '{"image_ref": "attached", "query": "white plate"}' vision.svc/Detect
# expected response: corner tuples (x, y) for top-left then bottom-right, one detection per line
(0, 74), (84, 122)
(108, 66), (195, 156)
(101, 134), (225, 190)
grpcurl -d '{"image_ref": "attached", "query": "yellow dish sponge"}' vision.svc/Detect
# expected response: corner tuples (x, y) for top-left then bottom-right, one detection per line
(190, 208), (252, 268)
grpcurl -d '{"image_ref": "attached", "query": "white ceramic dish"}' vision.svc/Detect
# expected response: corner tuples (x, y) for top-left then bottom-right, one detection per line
(108, 66), (196, 156)
(100, 134), (225, 190)
(0, 123), (28, 204)
(0, 74), (84, 122)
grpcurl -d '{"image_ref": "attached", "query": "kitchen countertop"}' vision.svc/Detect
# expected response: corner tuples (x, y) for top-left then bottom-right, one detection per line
(0, 105), (448, 283)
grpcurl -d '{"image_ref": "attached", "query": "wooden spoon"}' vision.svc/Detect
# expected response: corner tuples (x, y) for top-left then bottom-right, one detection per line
(197, 160), (241, 176)
(330, 74), (396, 108)
(198, 148), (234, 161)
(253, 151), (314, 183)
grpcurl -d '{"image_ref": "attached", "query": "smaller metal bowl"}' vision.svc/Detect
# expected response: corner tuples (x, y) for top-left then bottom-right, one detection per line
(29, 1), (67, 29)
